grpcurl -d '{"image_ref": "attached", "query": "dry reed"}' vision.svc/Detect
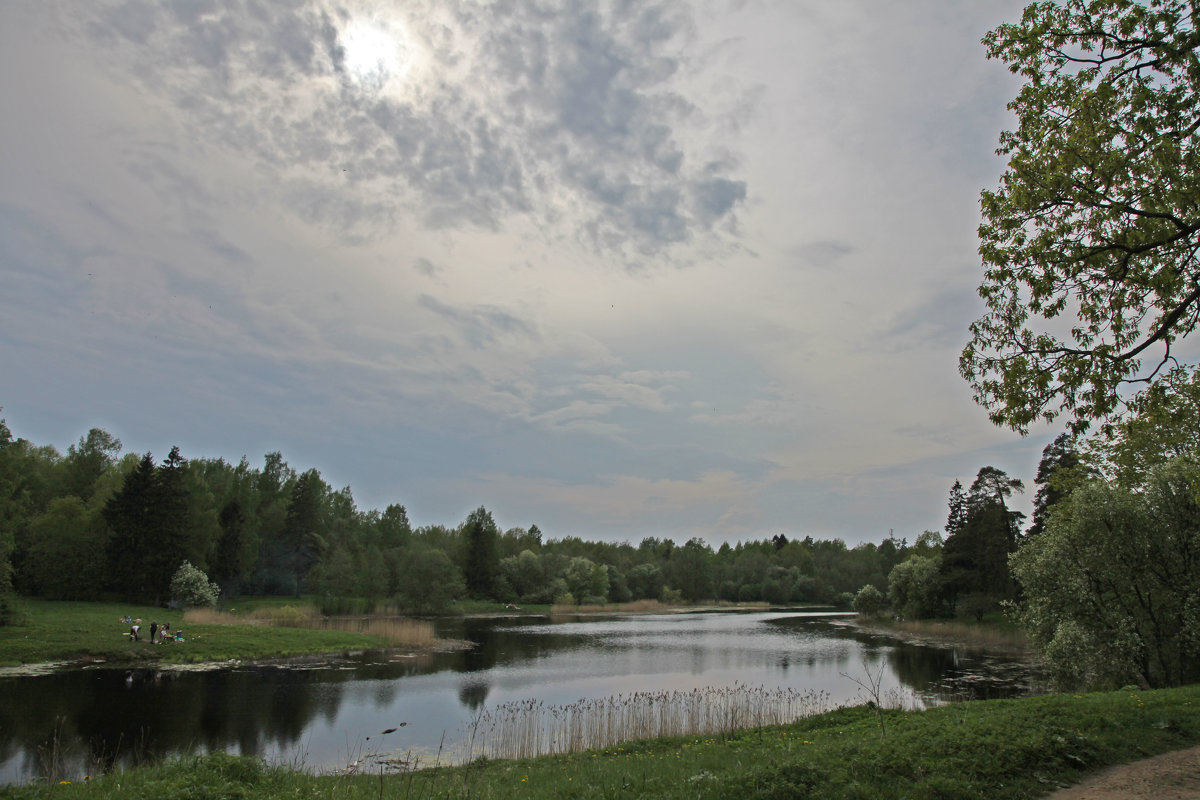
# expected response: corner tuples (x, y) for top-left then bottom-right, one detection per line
(460, 684), (833, 761)
(183, 606), (436, 647)
(549, 599), (666, 614)
(869, 618), (1030, 650)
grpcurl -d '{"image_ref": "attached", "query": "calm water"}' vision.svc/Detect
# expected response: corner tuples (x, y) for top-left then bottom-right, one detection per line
(0, 610), (1036, 783)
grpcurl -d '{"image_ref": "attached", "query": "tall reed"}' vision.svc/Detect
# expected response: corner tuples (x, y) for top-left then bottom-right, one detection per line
(183, 606), (436, 647)
(459, 684), (833, 761)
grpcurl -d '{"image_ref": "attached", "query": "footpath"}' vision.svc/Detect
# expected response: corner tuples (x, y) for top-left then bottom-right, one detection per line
(1045, 744), (1200, 799)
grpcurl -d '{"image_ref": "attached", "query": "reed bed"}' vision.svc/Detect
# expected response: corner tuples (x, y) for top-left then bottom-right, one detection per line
(463, 684), (833, 761)
(183, 606), (436, 647)
(549, 599), (667, 614)
(864, 617), (1030, 650)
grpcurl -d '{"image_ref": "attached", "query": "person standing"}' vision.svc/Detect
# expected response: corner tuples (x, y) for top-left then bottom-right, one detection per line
(150, 621), (158, 643)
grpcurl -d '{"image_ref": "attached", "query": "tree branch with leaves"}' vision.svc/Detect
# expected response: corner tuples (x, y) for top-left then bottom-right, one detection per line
(961, 0), (1200, 433)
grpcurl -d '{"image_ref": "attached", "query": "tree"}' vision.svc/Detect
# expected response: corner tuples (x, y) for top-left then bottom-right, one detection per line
(394, 546), (465, 613)
(1010, 458), (1200, 689)
(940, 468), (1024, 617)
(968, 466), (1025, 548)
(945, 480), (968, 536)
(1028, 433), (1083, 536)
(211, 499), (250, 598)
(960, 0), (1200, 433)
(170, 560), (219, 608)
(281, 469), (327, 597)
(22, 497), (107, 600)
(887, 555), (945, 619)
(0, 416), (23, 622)
(626, 562), (664, 600)
(665, 538), (714, 602)
(461, 506), (500, 599)
(61, 428), (122, 502)
(1085, 366), (1200, 486)
(852, 584), (884, 617)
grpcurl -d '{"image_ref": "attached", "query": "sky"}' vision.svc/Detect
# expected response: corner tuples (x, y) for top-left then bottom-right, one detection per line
(0, 0), (1057, 547)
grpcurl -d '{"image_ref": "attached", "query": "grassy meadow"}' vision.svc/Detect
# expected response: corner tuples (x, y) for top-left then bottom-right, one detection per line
(5, 685), (1198, 799)
(0, 599), (439, 668)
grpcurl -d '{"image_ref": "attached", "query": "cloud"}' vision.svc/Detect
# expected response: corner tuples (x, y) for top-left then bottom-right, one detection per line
(418, 294), (539, 350)
(71, 0), (749, 259)
(789, 239), (855, 270)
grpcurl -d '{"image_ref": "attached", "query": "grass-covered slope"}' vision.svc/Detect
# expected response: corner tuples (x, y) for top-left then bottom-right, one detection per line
(0, 599), (394, 667)
(7, 685), (1198, 799)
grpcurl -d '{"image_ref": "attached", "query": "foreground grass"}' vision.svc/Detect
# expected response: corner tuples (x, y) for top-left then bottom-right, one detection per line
(0, 599), (402, 667)
(7, 686), (1198, 799)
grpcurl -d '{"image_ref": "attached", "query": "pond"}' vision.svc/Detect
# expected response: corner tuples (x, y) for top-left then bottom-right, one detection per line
(0, 610), (1037, 783)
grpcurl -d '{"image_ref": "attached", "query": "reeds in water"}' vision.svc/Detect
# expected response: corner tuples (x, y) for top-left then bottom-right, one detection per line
(461, 684), (833, 761)
(183, 606), (436, 647)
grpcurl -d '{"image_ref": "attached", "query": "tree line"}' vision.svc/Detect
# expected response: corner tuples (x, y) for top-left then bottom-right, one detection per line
(0, 413), (920, 617)
(858, 368), (1200, 691)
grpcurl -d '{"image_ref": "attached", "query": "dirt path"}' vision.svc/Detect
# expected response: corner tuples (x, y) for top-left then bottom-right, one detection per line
(1043, 745), (1200, 799)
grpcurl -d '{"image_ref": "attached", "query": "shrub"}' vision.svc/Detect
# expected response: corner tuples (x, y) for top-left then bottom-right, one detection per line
(852, 584), (884, 617)
(170, 561), (220, 608)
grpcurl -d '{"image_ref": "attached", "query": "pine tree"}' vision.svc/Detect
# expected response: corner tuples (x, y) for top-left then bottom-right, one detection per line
(1028, 433), (1081, 536)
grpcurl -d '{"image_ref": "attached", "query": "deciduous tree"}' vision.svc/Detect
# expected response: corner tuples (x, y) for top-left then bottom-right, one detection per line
(961, 0), (1200, 432)
(1010, 459), (1200, 689)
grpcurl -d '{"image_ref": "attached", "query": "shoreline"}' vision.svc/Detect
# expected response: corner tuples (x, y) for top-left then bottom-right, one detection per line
(841, 614), (1034, 656)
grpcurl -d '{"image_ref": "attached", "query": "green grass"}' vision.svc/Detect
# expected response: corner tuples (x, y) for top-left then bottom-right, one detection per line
(6, 686), (1198, 799)
(0, 599), (394, 667)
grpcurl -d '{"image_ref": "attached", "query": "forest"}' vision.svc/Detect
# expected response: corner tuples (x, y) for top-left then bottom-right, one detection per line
(0, 412), (916, 616)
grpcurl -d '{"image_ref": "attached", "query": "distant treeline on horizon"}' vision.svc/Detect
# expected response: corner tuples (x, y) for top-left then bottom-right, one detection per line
(0, 413), (939, 612)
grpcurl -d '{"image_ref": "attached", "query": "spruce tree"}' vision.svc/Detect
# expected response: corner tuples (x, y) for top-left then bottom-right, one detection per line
(461, 506), (500, 599)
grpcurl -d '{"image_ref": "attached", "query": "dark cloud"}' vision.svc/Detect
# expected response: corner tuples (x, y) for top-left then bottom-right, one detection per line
(413, 257), (440, 277)
(74, 0), (746, 258)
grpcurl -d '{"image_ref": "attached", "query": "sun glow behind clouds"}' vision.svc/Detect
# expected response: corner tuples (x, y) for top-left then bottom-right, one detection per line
(339, 15), (416, 96)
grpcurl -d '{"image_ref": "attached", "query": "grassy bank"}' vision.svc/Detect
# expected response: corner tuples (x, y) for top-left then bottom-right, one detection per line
(5, 685), (1198, 799)
(0, 599), (436, 668)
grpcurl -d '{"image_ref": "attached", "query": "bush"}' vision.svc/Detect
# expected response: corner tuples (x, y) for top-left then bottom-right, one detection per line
(852, 584), (884, 617)
(170, 561), (220, 608)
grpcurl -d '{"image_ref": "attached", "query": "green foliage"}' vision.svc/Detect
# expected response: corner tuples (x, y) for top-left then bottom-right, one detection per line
(961, 0), (1200, 433)
(462, 506), (501, 599)
(0, 410), (955, 621)
(1028, 433), (1084, 536)
(851, 584), (884, 616)
(1084, 366), (1200, 487)
(394, 546), (465, 613)
(170, 561), (219, 608)
(280, 469), (327, 597)
(937, 467), (1025, 616)
(1010, 458), (1200, 689)
(886, 555), (943, 619)
(21, 497), (107, 600)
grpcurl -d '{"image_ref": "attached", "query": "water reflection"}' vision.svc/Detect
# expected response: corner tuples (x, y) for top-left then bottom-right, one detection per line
(0, 611), (1035, 783)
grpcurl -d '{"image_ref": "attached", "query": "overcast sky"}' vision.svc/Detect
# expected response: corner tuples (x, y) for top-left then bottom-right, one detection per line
(1, 0), (1058, 546)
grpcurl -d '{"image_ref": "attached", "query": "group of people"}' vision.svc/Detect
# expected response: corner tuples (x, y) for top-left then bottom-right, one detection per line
(122, 616), (181, 643)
